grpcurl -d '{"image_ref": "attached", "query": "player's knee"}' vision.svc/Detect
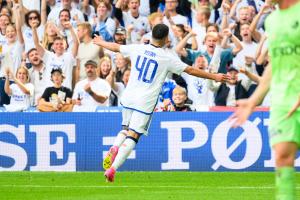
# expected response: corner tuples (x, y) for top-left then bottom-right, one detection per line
(127, 130), (140, 141)
(275, 151), (295, 167)
(119, 130), (128, 136)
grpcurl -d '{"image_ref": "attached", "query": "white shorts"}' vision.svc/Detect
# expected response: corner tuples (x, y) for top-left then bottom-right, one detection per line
(121, 108), (153, 136)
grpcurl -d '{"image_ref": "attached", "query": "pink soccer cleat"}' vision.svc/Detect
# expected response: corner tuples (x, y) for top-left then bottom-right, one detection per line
(104, 167), (116, 182)
(103, 146), (119, 170)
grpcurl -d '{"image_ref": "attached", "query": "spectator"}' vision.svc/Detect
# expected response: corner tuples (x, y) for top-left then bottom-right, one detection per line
(76, 22), (104, 82)
(115, 0), (150, 43)
(4, 66), (34, 112)
(114, 26), (127, 45)
(230, 6), (252, 41)
(191, 6), (210, 49)
(208, 66), (251, 106)
(57, 9), (77, 51)
(79, 0), (96, 22)
(32, 20), (79, 89)
(72, 60), (111, 112)
(163, 0), (189, 46)
(173, 24), (197, 65)
(0, 13), (10, 46)
(141, 12), (163, 44)
(157, 86), (192, 112)
(182, 55), (215, 109)
(41, 21), (62, 51)
(37, 67), (73, 112)
(15, 0), (47, 53)
(232, 23), (258, 88)
(176, 32), (239, 74)
(114, 53), (130, 82)
(91, 0), (116, 42)
(98, 56), (119, 106)
(0, 24), (24, 106)
(27, 48), (47, 106)
(48, 0), (85, 26)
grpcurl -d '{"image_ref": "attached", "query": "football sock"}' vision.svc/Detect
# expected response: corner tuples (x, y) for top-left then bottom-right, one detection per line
(276, 167), (295, 200)
(113, 130), (127, 147)
(112, 137), (137, 170)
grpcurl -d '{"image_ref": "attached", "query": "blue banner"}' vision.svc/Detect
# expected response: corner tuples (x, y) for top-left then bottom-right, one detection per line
(0, 112), (300, 172)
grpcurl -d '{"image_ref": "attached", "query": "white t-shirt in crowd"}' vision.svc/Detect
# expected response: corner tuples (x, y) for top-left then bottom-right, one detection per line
(163, 14), (189, 47)
(93, 17), (116, 39)
(72, 77), (111, 112)
(29, 66), (47, 106)
(0, 41), (24, 77)
(182, 72), (215, 108)
(113, 82), (126, 106)
(233, 41), (258, 81)
(42, 51), (76, 89)
(120, 44), (187, 114)
(0, 33), (7, 46)
(23, 0), (40, 11)
(48, 6), (85, 27)
(139, 0), (150, 17)
(122, 11), (150, 43)
(4, 83), (34, 112)
(77, 41), (102, 81)
(22, 25), (44, 53)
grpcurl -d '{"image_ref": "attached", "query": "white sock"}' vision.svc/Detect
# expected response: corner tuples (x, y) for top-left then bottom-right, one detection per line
(113, 130), (127, 147)
(112, 138), (136, 170)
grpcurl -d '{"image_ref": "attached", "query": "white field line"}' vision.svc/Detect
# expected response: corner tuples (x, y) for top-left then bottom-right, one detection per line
(1, 185), (300, 189)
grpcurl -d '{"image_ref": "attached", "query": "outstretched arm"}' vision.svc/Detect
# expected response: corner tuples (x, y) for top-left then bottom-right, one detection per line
(184, 66), (228, 82)
(93, 35), (120, 52)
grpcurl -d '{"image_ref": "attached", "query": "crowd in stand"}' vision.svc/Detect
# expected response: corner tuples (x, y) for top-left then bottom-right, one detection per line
(0, 0), (272, 112)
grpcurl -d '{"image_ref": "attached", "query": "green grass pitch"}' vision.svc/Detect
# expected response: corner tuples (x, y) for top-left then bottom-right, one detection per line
(1, 172), (300, 200)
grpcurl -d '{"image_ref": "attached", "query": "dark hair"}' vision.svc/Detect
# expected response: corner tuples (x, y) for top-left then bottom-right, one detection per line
(59, 8), (71, 20)
(152, 24), (169, 40)
(206, 23), (219, 32)
(27, 48), (37, 57)
(0, 13), (11, 24)
(25, 10), (41, 27)
(175, 24), (188, 36)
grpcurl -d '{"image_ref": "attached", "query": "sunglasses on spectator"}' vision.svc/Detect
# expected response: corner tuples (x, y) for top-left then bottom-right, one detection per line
(29, 16), (38, 20)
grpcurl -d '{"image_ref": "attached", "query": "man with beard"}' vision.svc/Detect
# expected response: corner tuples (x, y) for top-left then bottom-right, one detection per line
(27, 48), (47, 106)
(72, 60), (111, 112)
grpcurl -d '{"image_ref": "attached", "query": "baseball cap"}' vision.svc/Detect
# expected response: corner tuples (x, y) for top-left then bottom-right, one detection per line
(115, 26), (126, 35)
(51, 67), (65, 78)
(85, 60), (98, 68)
(51, 67), (63, 74)
(227, 66), (239, 72)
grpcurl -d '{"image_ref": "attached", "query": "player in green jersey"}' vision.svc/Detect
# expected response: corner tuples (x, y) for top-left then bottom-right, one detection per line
(230, 0), (300, 199)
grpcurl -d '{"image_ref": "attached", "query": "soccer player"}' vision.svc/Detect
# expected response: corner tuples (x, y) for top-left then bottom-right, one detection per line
(93, 24), (227, 182)
(230, 0), (300, 199)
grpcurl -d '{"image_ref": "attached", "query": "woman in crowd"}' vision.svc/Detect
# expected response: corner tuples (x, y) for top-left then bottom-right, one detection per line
(4, 66), (34, 112)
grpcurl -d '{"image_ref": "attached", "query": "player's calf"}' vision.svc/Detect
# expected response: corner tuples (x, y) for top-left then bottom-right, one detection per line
(103, 146), (119, 170)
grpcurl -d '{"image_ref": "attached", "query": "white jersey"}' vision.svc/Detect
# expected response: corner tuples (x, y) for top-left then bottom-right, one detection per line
(72, 78), (111, 112)
(120, 44), (187, 114)
(182, 72), (215, 107)
(122, 11), (150, 43)
(42, 51), (76, 89)
(22, 25), (44, 53)
(4, 83), (34, 112)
